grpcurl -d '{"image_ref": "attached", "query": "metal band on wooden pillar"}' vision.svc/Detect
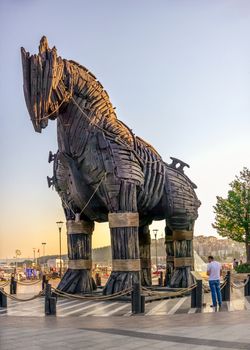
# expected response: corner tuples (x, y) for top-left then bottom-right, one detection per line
(174, 257), (194, 268)
(172, 230), (193, 241)
(67, 220), (94, 235)
(173, 230), (194, 269)
(112, 259), (141, 272)
(109, 212), (140, 277)
(108, 212), (139, 228)
(66, 220), (94, 270)
(68, 259), (92, 270)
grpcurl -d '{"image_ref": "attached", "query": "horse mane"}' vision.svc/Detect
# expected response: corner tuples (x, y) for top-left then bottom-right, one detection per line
(67, 60), (162, 158)
(68, 59), (117, 118)
(68, 59), (136, 146)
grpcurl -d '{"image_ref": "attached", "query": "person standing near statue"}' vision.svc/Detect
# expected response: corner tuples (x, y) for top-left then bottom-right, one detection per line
(207, 255), (222, 308)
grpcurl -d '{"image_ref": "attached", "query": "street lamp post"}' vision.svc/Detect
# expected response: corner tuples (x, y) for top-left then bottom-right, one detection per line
(153, 229), (158, 271)
(56, 221), (64, 277)
(42, 242), (46, 271)
(33, 248), (36, 266)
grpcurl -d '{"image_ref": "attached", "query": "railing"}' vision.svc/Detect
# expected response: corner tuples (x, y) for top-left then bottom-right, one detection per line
(1, 271), (249, 315)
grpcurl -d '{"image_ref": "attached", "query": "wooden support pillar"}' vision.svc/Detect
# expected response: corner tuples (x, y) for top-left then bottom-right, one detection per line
(57, 219), (96, 294)
(139, 226), (152, 286)
(103, 211), (140, 295)
(170, 230), (194, 288)
(165, 229), (174, 287)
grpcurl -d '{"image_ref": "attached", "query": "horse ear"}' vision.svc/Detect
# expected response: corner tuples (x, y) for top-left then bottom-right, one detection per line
(39, 36), (49, 54)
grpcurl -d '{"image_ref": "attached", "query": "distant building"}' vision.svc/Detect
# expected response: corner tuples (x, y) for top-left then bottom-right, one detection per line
(47, 258), (64, 270)
(193, 235), (245, 262)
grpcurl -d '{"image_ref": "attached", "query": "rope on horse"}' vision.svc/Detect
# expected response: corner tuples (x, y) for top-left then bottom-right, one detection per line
(71, 96), (163, 165)
(42, 85), (162, 166)
(60, 172), (106, 217)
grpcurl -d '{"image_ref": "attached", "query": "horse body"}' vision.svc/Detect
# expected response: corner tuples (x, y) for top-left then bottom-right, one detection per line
(21, 37), (200, 293)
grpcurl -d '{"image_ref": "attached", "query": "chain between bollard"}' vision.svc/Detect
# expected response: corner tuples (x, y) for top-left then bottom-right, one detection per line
(230, 276), (250, 289)
(0, 281), (10, 288)
(0, 288), (44, 302)
(51, 287), (133, 301)
(17, 279), (42, 286)
(141, 284), (197, 298)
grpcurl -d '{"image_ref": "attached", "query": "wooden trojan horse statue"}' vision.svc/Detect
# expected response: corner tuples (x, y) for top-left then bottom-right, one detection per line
(21, 37), (201, 294)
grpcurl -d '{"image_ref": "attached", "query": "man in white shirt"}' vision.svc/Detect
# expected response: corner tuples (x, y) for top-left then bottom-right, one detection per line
(207, 255), (222, 308)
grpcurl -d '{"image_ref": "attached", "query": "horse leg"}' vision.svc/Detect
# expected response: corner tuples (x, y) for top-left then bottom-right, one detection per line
(139, 225), (152, 286)
(103, 181), (140, 295)
(165, 226), (175, 287)
(57, 218), (96, 293)
(167, 214), (194, 288)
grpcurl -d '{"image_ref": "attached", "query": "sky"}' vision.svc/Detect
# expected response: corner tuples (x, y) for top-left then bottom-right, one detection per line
(0, 0), (249, 259)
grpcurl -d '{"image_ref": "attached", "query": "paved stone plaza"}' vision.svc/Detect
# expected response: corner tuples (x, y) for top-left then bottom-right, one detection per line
(1, 311), (250, 349)
(1, 282), (250, 349)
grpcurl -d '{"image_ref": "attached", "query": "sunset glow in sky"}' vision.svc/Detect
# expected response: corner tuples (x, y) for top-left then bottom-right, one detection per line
(0, 0), (250, 259)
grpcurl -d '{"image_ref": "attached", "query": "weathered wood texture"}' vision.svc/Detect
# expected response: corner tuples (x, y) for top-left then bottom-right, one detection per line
(103, 181), (140, 294)
(21, 37), (201, 293)
(57, 221), (96, 293)
(139, 226), (152, 286)
(165, 227), (194, 288)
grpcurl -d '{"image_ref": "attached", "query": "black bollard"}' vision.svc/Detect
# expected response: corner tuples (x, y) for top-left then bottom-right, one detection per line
(244, 274), (250, 297)
(191, 285), (197, 308)
(131, 282), (141, 314)
(191, 279), (203, 308)
(158, 271), (163, 286)
(0, 288), (7, 308)
(95, 273), (101, 287)
(140, 295), (145, 313)
(42, 274), (48, 291)
(10, 275), (17, 295)
(45, 283), (57, 315)
(222, 271), (231, 302)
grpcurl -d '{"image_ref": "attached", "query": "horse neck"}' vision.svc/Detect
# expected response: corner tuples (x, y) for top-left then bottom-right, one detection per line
(57, 60), (134, 154)
(56, 61), (115, 154)
(67, 61), (117, 127)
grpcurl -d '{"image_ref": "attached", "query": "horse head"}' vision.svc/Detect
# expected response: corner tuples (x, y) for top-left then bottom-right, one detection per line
(21, 36), (72, 132)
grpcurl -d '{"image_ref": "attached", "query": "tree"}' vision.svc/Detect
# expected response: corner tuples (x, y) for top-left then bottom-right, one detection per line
(213, 168), (250, 263)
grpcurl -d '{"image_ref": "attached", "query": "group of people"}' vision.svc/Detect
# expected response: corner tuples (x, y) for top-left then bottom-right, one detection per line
(233, 258), (243, 269)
